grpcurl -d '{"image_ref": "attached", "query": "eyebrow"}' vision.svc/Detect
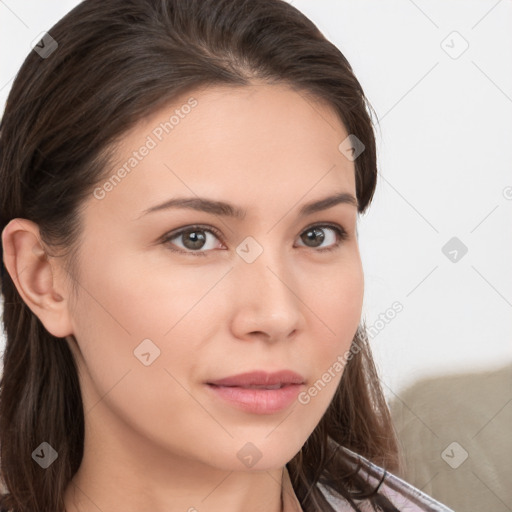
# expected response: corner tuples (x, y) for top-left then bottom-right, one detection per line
(138, 191), (358, 220)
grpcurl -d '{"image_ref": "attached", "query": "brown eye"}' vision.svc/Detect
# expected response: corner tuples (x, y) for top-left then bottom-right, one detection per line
(161, 223), (348, 257)
(176, 228), (208, 250)
(161, 225), (224, 256)
(297, 224), (348, 252)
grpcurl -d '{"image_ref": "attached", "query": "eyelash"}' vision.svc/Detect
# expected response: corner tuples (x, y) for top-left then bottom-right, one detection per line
(160, 223), (349, 257)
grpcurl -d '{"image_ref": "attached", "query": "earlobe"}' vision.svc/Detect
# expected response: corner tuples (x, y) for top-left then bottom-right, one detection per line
(1, 218), (74, 338)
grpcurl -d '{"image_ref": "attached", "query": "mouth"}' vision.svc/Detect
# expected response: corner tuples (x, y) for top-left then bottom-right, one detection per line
(205, 381), (305, 415)
(207, 383), (292, 390)
(206, 369), (306, 388)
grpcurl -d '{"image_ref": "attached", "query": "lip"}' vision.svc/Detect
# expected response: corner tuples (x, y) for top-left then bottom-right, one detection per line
(205, 370), (306, 415)
(207, 370), (306, 387)
(206, 384), (304, 414)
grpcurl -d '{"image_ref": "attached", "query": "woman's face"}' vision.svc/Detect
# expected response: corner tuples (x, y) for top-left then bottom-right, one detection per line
(63, 82), (364, 471)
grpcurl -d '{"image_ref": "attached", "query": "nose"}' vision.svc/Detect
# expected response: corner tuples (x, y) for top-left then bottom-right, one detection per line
(229, 246), (304, 343)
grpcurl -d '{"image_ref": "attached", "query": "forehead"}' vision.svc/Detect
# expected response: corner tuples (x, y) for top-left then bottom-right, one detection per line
(89, 82), (356, 221)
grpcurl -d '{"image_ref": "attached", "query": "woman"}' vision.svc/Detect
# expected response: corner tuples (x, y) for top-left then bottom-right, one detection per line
(0, 1), (454, 511)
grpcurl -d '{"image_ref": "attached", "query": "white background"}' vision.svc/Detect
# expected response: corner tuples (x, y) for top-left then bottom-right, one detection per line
(1, 0), (511, 398)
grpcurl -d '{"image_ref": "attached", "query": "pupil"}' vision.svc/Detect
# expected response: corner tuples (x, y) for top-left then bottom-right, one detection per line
(184, 230), (206, 249)
(304, 228), (324, 247)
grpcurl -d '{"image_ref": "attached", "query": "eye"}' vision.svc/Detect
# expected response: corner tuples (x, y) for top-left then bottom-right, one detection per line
(161, 225), (224, 257)
(161, 223), (348, 256)
(295, 223), (348, 252)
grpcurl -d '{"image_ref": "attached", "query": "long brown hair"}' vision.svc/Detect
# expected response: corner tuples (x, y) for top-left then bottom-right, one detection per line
(0, 1), (399, 511)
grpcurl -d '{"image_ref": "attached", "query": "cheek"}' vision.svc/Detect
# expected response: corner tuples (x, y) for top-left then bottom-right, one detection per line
(313, 254), (364, 338)
(67, 255), (214, 449)
(68, 250), (227, 409)
(301, 257), (363, 405)
(75, 246), (216, 336)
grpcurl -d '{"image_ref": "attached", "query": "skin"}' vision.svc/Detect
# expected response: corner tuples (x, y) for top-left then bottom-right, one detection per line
(2, 82), (364, 512)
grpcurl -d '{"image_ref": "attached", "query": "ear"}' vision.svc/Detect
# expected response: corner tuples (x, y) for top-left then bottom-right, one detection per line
(1, 218), (74, 338)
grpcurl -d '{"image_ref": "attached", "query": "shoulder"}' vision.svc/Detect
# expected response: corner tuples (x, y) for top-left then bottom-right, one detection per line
(316, 447), (455, 512)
